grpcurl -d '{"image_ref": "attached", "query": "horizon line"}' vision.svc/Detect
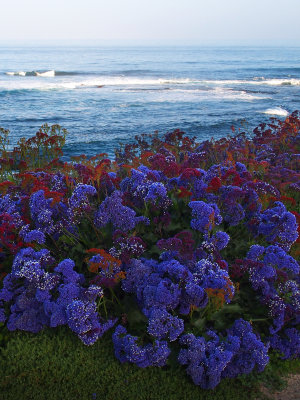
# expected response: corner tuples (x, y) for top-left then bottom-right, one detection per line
(0, 39), (300, 47)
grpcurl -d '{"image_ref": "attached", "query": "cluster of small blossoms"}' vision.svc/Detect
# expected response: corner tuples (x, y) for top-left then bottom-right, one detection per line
(0, 194), (25, 256)
(258, 201), (298, 251)
(188, 201), (222, 233)
(69, 184), (97, 213)
(94, 190), (149, 232)
(109, 231), (146, 263)
(0, 194), (23, 228)
(119, 256), (234, 349)
(269, 328), (300, 359)
(29, 189), (67, 237)
(178, 319), (269, 389)
(0, 249), (116, 345)
(243, 244), (300, 334)
(112, 325), (171, 367)
(87, 250), (122, 288)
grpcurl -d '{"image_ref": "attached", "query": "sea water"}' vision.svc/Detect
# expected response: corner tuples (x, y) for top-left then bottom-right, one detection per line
(0, 45), (299, 158)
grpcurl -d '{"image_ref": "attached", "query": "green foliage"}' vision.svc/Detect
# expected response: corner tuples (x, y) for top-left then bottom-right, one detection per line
(0, 124), (68, 180)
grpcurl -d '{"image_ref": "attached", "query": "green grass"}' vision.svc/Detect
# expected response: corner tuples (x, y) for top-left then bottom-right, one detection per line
(0, 327), (299, 400)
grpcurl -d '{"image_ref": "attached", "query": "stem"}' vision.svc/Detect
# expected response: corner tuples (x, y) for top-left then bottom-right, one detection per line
(109, 288), (121, 306)
(84, 212), (103, 243)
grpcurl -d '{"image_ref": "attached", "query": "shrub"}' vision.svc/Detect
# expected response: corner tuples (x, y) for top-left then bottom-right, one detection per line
(0, 112), (299, 390)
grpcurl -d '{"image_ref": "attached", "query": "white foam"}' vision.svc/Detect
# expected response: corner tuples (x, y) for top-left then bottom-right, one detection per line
(35, 70), (55, 77)
(4, 72), (300, 87)
(202, 78), (300, 86)
(158, 78), (191, 84)
(129, 87), (266, 103)
(81, 77), (193, 86)
(0, 73), (298, 93)
(6, 71), (26, 76)
(0, 80), (77, 91)
(262, 107), (289, 116)
(261, 78), (300, 86)
(211, 87), (265, 100)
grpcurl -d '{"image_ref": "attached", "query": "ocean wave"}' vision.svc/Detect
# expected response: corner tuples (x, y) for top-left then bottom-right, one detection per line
(202, 78), (300, 86)
(211, 87), (265, 101)
(2, 75), (193, 88)
(3, 73), (300, 87)
(84, 77), (193, 86)
(6, 71), (27, 76)
(107, 77), (300, 87)
(35, 70), (55, 77)
(0, 83), (268, 101)
(262, 107), (289, 116)
(5, 70), (83, 77)
(260, 78), (300, 86)
(6, 70), (53, 77)
(0, 74), (298, 93)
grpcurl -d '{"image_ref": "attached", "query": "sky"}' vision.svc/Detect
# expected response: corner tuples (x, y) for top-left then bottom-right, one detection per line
(1, 0), (300, 45)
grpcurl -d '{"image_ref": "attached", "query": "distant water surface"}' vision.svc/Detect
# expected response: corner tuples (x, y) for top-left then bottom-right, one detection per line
(0, 45), (299, 158)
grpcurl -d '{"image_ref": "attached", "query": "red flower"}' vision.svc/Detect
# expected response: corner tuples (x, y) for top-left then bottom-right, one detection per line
(207, 177), (222, 192)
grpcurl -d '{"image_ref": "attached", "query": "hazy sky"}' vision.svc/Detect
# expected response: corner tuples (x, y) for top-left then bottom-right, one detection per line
(1, 0), (300, 45)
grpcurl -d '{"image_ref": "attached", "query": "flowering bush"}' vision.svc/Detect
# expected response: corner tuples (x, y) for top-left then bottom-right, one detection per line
(0, 113), (299, 389)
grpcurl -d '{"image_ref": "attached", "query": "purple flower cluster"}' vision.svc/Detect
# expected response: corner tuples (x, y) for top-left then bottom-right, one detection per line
(112, 325), (170, 367)
(147, 307), (184, 341)
(110, 232), (146, 263)
(189, 201), (222, 233)
(193, 259), (234, 302)
(219, 186), (245, 226)
(29, 189), (67, 237)
(258, 202), (298, 251)
(121, 167), (172, 211)
(30, 190), (55, 234)
(94, 190), (149, 232)
(0, 194), (23, 228)
(68, 184), (97, 218)
(210, 231), (230, 251)
(20, 226), (46, 244)
(0, 249), (116, 345)
(51, 172), (67, 192)
(121, 256), (234, 324)
(69, 184), (96, 208)
(178, 319), (269, 389)
(144, 182), (167, 204)
(244, 244), (300, 333)
(88, 253), (122, 287)
(65, 300), (117, 345)
(269, 328), (300, 360)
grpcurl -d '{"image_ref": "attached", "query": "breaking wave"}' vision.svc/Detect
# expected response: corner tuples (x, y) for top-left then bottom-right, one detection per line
(5, 70), (83, 77)
(202, 78), (300, 86)
(262, 107), (289, 116)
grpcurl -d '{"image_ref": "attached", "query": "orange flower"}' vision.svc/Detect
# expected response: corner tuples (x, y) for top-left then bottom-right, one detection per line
(86, 248), (121, 274)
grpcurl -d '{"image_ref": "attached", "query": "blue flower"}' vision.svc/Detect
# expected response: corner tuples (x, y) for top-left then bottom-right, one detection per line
(258, 202), (298, 251)
(23, 229), (46, 244)
(189, 201), (222, 232)
(269, 328), (300, 360)
(54, 259), (84, 284)
(94, 190), (149, 232)
(147, 308), (184, 341)
(112, 325), (170, 367)
(69, 184), (97, 210)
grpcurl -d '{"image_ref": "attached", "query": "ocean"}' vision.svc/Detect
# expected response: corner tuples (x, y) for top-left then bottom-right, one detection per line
(0, 45), (299, 158)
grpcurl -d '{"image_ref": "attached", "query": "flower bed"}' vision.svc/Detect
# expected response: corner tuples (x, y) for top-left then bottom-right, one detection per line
(0, 112), (299, 389)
